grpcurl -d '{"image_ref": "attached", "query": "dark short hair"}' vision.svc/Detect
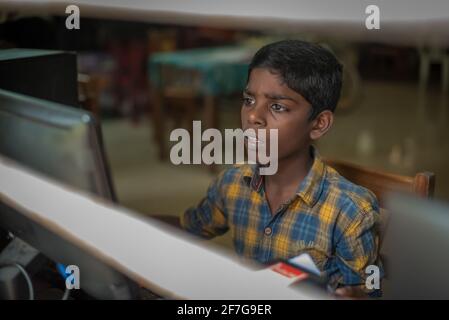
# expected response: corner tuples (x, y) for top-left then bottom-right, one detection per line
(247, 40), (343, 120)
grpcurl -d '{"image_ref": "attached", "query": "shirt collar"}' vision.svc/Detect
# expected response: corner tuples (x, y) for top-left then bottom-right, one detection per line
(295, 147), (326, 207)
(242, 146), (326, 207)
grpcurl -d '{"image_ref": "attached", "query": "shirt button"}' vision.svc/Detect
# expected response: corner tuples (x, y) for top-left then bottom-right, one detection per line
(264, 227), (272, 236)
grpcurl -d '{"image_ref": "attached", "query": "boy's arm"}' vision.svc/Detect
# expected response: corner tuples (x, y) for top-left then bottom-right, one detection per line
(180, 183), (229, 239)
(155, 170), (230, 239)
(181, 170), (230, 238)
(332, 206), (383, 297)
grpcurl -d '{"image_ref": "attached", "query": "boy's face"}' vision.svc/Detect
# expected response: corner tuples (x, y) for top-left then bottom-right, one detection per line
(241, 68), (315, 163)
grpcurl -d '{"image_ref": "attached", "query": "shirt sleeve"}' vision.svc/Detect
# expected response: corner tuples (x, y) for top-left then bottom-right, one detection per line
(180, 171), (229, 239)
(331, 203), (384, 293)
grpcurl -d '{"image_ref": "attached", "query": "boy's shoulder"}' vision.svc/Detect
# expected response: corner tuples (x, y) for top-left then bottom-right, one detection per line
(215, 163), (256, 185)
(324, 164), (379, 216)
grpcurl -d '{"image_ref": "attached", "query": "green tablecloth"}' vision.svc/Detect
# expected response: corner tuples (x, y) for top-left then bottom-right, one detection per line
(148, 46), (255, 96)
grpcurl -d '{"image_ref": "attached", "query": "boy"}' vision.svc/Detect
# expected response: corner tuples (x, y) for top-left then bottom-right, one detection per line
(160, 40), (381, 297)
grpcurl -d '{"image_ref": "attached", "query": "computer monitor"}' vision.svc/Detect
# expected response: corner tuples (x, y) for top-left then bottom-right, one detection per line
(0, 88), (115, 201)
(0, 88), (139, 299)
(382, 193), (449, 299)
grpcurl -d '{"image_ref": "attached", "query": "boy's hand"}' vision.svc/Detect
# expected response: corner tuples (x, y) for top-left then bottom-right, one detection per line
(334, 286), (368, 299)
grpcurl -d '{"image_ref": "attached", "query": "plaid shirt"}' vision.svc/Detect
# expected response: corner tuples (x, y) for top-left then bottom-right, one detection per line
(181, 148), (382, 289)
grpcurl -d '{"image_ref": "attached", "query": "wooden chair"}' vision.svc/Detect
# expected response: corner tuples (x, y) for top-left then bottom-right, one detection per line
(324, 159), (435, 206)
(324, 158), (435, 242)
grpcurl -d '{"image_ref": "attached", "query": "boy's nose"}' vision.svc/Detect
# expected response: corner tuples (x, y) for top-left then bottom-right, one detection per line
(247, 105), (267, 127)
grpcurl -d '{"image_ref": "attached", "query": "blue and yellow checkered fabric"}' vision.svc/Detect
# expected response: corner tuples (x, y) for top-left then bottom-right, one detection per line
(181, 148), (382, 289)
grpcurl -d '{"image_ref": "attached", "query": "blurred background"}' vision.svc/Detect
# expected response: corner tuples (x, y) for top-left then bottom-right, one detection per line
(1, 1), (448, 250)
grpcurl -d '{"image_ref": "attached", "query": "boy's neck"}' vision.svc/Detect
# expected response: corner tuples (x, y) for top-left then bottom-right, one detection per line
(264, 146), (313, 190)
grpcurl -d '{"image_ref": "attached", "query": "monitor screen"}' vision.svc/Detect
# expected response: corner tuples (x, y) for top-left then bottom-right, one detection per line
(0, 88), (139, 299)
(0, 88), (116, 201)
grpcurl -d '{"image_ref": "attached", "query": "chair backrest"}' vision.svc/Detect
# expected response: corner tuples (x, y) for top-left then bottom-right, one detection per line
(324, 159), (435, 207)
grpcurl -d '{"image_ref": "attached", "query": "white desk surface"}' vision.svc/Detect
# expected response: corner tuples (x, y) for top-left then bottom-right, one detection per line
(0, 156), (328, 299)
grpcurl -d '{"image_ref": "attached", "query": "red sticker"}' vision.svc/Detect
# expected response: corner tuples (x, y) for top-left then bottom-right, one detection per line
(270, 262), (309, 280)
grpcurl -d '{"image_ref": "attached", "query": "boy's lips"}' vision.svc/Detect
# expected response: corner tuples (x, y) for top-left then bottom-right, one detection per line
(245, 136), (263, 144)
(245, 135), (265, 151)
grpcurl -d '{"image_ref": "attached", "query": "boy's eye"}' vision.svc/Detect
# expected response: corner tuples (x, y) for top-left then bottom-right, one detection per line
(242, 96), (255, 106)
(270, 103), (287, 112)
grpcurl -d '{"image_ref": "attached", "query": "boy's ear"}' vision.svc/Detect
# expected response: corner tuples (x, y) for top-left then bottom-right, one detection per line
(309, 110), (334, 141)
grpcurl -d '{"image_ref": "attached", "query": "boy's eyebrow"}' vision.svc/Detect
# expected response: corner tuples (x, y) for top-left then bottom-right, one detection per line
(265, 93), (298, 103)
(243, 89), (298, 103)
(243, 89), (253, 96)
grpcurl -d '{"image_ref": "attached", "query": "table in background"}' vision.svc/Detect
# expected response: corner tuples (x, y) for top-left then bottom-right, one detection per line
(148, 45), (255, 160)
